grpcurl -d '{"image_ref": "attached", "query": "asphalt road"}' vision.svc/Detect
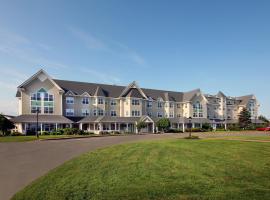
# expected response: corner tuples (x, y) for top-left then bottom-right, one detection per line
(0, 134), (181, 200)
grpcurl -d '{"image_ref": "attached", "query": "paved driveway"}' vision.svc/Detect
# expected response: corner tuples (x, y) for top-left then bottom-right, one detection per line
(0, 134), (180, 200)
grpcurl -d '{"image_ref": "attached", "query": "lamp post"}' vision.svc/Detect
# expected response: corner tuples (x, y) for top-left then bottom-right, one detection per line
(36, 108), (40, 139)
(188, 117), (192, 137)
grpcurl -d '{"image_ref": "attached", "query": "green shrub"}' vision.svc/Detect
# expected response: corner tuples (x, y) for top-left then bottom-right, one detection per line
(11, 131), (23, 136)
(156, 118), (171, 132)
(112, 131), (121, 135)
(99, 131), (110, 135)
(202, 123), (213, 131)
(227, 124), (241, 131)
(166, 128), (183, 133)
(185, 128), (202, 132)
(216, 128), (226, 131)
(63, 128), (81, 135)
(41, 131), (50, 135)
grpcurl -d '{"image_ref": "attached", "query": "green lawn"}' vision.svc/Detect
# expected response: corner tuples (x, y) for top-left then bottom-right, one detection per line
(12, 138), (270, 200)
(0, 135), (97, 142)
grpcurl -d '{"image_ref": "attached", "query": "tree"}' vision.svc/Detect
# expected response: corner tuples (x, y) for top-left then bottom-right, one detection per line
(0, 114), (15, 136)
(156, 118), (170, 133)
(136, 121), (147, 133)
(238, 108), (252, 129)
(258, 115), (270, 124)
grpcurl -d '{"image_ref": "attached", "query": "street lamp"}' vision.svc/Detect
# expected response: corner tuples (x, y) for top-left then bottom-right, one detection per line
(188, 117), (192, 137)
(36, 108), (40, 139)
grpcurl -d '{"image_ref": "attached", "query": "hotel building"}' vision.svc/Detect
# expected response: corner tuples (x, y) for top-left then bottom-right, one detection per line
(12, 70), (261, 134)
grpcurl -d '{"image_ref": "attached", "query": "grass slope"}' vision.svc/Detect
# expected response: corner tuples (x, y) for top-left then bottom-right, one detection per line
(12, 139), (270, 200)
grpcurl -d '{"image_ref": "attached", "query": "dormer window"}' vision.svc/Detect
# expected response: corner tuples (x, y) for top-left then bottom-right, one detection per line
(66, 97), (74, 104)
(111, 99), (117, 106)
(82, 97), (89, 104)
(98, 98), (104, 105)
(147, 101), (152, 108)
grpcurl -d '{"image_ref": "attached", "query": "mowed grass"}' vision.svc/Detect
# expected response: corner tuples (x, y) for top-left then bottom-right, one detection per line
(12, 139), (270, 200)
(0, 135), (97, 142)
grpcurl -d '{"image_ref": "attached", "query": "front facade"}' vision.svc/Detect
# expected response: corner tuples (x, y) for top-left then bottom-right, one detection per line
(12, 70), (261, 134)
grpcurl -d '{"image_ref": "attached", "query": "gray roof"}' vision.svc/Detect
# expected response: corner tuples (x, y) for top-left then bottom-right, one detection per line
(53, 79), (198, 102)
(11, 115), (73, 123)
(236, 95), (254, 106)
(122, 88), (145, 99)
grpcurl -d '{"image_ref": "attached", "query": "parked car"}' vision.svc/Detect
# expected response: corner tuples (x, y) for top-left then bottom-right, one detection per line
(256, 127), (270, 131)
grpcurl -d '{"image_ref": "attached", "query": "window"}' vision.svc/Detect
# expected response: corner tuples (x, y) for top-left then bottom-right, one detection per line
(66, 109), (74, 116)
(66, 97), (74, 104)
(169, 112), (174, 118)
(98, 98), (104, 105)
(111, 110), (117, 116)
(157, 112), (163, 118)
(193, 101), (203, 118)
(31, 106), (41, 114)
(44, 106), (53, 114)
(126, 111), (129, 116)
(110, 99), (117, 106)
(147, 112), (152, 117)
(157, 101), (163, 108)
(93, 98), (97, 104)
(31, 89), (54, 114)
(82, 109), (89, 116)
(93, 109), (97, 116)
(177, 114), (181, 118)
(98, 109), (104, 116)
(44, 93), (53, 101)
(169, 102), (173, 108)
(131, 110), (140, 116)
(132, 99), (140, 105)
(147, 101), (152, 108)
(82, 97), (89, 104)
(177, 104), (181, 108)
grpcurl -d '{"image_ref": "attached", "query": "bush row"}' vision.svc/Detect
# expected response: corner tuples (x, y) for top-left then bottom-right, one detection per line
(41, 128), (94, 136)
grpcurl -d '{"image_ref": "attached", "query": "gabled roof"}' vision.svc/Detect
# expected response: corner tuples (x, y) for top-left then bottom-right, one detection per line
(122, 88), (145, 98)
(94, 86), (109, 97)
(120, 81), (147, 99)
(182, 89), (201, 102)
(236, 95), (255, 105)
(16, 69), (63, 97)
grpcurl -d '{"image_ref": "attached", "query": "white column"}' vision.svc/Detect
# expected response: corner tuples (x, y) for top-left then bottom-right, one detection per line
(192, 123), (195, 128)
(224, 123), (227, 130)
(126, 123), (129, 132)
(40, 123), (43, 134)
(152, 123), (155, 133)
(135, 122), (138, 134)
(79, 123), (83, 130)
(182, 123), (185, 132)
(55, 123), (58, 130)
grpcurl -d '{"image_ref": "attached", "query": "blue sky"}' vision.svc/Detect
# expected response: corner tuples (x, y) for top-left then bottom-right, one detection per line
(0, 0), (269, 117)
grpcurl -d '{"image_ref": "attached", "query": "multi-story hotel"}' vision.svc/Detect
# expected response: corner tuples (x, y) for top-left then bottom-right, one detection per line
(12, 69), (261, 134)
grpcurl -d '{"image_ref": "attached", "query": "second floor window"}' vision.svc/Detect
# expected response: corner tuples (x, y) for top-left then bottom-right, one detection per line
(66, 97), (74, 104)
(169, 103), (174, 108)
(82, 97), (89, 104)
(82, 109), (90, 116)
(110, 100), (117, 106)
(132, 99), (140, 105)
(132, 110), (140, 116)
(98, 109), (104, 116)
(111, 110), (117, 116)
(66, 109), (74, 116)
(157, 112), (163, 118)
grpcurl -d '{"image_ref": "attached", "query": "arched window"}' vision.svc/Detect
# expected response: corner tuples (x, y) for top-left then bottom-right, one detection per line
(193, 101), (203, 118)
(30, 88), (54, 114)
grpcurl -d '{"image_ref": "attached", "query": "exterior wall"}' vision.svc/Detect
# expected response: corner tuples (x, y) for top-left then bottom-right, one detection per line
(20, 76), (62, 115)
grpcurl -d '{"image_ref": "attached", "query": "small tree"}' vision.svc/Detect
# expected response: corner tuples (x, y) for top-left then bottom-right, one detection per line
(238, 108), (252, 129)
(0, 114), (15, 136)
(156, 118), (170, 133)
(201, 123), (213, 131)
(258, 115), (270, 125)
(136, 121), (147, 133)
